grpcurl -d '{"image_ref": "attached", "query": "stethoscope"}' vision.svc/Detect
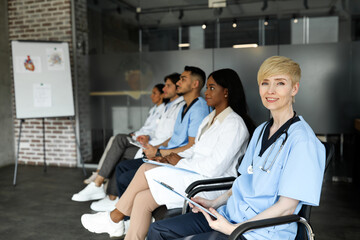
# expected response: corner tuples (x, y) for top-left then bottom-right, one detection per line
(247, 112), (296, 174)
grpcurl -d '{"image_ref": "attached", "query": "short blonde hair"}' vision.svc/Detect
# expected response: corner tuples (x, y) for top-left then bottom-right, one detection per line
(257, 56), (301, 86)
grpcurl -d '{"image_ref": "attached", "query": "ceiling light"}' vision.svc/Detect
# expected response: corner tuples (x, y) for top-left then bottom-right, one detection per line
(178, 43), (190, 48)
(232, 19), (237, 28)
(232, 43), (258, 49)
(264, 16), (269, 26)
(202, 23), (207, 29)
(209, 0), (227, 8)
(292, 14), (298, 23)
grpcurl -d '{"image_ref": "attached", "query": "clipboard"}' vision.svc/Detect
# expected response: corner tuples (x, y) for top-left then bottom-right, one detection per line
(126, 136), (144, 149)
(153, 179), (217, 219)
(143, 159), (199, 175)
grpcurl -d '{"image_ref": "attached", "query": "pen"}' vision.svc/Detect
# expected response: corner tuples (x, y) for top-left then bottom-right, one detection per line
(160, 182), (174, 190)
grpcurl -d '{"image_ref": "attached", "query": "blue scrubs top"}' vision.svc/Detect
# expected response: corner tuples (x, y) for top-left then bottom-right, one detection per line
(217, 116), (325, 240)
(160, 97), (209, 150)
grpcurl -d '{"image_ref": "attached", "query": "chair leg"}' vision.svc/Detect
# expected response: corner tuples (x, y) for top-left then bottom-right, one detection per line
(299, 217), (315, 240)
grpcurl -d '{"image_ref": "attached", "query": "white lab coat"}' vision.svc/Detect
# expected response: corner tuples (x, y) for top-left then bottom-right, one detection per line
(134, 96), (185, 158)
(145, 108), (250, 209)
(133, 103), (165, 139)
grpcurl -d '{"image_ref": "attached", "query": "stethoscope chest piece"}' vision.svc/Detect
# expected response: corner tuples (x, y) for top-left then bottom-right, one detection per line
(247, 165), (253, 174)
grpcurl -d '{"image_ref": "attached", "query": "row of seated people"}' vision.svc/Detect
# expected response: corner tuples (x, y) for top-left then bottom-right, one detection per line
(72, 56), (325, 240)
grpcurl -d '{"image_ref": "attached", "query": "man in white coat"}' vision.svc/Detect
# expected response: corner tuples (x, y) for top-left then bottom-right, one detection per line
(72, 73), (184, 203)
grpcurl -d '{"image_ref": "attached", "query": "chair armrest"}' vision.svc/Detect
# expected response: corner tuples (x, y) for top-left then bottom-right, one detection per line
(182, 182), (234, 215)
(229, 215), (301, 240)
(187, 183), (233, 199)
(185, 176), (236, 194)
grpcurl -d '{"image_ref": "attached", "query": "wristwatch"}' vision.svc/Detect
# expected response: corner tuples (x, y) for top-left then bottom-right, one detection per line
(155, 149), (162, 157)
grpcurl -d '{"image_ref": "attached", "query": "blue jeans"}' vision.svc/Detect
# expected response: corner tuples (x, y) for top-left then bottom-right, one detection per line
(147, 212), (247, 240)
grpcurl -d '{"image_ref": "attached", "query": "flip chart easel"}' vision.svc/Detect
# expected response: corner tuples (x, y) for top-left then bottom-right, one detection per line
(11, 40), (85, 185)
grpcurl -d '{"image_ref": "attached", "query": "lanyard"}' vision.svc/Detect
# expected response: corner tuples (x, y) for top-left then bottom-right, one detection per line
(248, 112), (296, 174)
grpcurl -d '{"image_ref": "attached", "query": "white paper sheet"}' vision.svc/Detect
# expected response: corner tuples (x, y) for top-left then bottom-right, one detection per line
(33, 83), (52, 107)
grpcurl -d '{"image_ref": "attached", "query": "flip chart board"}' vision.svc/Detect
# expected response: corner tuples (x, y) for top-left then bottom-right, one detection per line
(11, 41), (74, 118)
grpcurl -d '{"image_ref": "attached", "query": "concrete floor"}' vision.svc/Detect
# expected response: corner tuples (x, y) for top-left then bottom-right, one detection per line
(0, 165), (111, 240)
(0, 163), (359, 240)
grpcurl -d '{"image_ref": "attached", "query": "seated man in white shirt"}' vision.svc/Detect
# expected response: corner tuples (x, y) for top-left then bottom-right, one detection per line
(80, 66), (210, 212)
(83, 83), (167, 184)
(72, 73), (184, 202)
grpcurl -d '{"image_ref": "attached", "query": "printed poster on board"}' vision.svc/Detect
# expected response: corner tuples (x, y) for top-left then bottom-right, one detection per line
(15, 56), (42, 73)
(46, 47), (65, 71)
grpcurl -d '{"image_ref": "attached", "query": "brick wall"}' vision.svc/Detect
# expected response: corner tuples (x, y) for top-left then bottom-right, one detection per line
(8, 0), (91, 167)
(13, 118), (77, 167)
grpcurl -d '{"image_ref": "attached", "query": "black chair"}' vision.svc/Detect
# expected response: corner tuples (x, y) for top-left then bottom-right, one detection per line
(152, 176), (237, 220)
(154, 142), (334, 240)
(152, 205), (182, 221)
(152, 156), (243, 221)
(173, 142), (334, 240)
(229, 141), (334, 240)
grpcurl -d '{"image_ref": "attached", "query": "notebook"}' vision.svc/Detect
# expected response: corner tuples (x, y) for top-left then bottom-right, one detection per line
(153, 179), (217, 219)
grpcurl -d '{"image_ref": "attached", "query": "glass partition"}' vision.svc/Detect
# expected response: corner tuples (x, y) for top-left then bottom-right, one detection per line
(88, 52), (153, 163)
(142, 28), (179, 52)
(84, 0), (357, 164)
(219, 18), (259, 48)
(280, 43), (352, 134)
(213, 46), (278, 125)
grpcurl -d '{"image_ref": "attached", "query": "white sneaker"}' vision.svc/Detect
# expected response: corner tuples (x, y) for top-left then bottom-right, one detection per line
(81, 211), (125, 238)
(90, 196), (119, 212)
(71, 182), (106, 202)
(124, 219), (130, 234)
(83, 171), (98, 184)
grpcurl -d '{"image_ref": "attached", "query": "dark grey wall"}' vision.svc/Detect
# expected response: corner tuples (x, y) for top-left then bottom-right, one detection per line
(0, 0), (15, 167)
(89, 42), (360, 134)
(192, 44), (360, 133)
(352, 42), (360, 124)
(281, 43), (354, 134)
(213, 47), (278, 125)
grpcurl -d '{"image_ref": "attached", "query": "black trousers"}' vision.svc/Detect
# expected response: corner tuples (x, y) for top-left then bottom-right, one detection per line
(147, 212), (247, 240)
(115, 158), (144, 197)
